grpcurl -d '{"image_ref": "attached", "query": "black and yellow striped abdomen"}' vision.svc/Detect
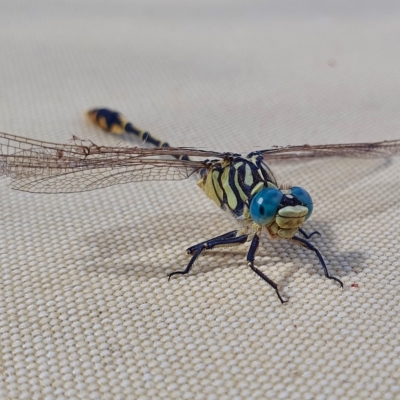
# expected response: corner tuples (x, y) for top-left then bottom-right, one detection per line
(87, 108), (190, 161)
(197, 153), (278, 219)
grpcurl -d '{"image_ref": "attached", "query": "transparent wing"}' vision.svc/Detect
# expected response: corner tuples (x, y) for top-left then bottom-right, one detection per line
(3, 131), (399, 193)
(0, 132), (222, 193)
(258, 139), (400, 161)
(9, 161), (202, 193)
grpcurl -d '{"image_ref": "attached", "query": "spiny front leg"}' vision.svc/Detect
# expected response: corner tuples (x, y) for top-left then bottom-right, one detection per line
(246, 232), (287, 304)
(292, 235), (343, 288)
(168, 230), (249, 280)
(298, 227), (321, 239)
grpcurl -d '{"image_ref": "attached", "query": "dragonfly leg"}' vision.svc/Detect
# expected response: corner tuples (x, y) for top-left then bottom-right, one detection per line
(292, 236), (343, 288)
(298, 228), (321, 239)
(246, 234), (287, 304)
(168, 230), (248, 280)
(186, 230), (239, 254)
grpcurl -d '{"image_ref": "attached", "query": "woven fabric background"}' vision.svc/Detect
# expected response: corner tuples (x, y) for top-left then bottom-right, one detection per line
(1, 1), (400, 399)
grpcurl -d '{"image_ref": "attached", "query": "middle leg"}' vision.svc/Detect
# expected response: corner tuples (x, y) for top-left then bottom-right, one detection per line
(168, 230), (249, 280)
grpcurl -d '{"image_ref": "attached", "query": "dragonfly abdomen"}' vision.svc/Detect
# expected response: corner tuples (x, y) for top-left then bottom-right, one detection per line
(87, 108), (190, 161)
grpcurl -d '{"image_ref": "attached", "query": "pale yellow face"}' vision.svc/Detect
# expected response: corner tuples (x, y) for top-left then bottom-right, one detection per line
(266, 205), (309, 239)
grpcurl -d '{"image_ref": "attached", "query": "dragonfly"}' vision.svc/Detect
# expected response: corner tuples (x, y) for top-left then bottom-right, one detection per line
(1, 108), (400, 303)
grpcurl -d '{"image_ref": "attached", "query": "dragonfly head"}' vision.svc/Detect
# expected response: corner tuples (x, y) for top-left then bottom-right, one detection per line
(249, 185), (313, 239)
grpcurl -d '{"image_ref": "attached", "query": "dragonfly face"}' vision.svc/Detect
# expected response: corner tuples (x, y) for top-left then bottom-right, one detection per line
(250, 186), (313, 239)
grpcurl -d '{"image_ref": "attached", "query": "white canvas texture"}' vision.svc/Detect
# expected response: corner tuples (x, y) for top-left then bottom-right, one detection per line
(1, 1), (400, 399)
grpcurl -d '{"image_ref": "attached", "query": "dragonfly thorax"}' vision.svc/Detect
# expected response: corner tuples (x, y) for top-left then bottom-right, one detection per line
(197, 153), (278, 219)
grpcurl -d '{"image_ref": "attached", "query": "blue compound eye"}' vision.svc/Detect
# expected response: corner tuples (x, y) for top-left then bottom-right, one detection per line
(291, 186), (313, 221)
(250, 187), (283, 226)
